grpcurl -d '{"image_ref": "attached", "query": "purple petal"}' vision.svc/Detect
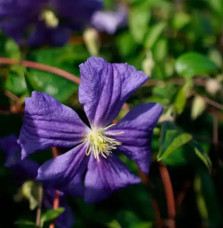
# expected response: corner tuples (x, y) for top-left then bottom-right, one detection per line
(18, 91), (88, 159)
(13, 159), (39, 180)
(0, 135), (39, 179)
(79, 57), (148, 127)
(0, 17), (27, 44)
(84, 154), (140, 204)
(53, 0), (102, 28)
(27, 23), (47, 47)
(37, 144), (88, 197)
(50, 26), (70, 46)
(28, 23), (70, 47)
(0, 135), (20, 166)
(91, 5), (127, 34)
(107, 103), (163, 173)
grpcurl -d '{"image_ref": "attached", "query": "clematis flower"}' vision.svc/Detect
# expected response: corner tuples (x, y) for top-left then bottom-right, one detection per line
(18, 57), (163, 203)
(0, 0), (102, 46)
(91, 5), (127, 34)
(0, 135), (75, 228)
(0, 135), (38, 181)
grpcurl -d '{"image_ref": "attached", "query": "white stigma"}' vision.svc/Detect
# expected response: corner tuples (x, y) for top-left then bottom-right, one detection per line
(40, 10), (59, 28)
(83, 124), (124, 162)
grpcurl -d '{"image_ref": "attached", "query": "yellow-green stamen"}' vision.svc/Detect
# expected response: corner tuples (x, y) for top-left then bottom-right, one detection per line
(83, 124), (124, 162)
(40, 10), (59, 28)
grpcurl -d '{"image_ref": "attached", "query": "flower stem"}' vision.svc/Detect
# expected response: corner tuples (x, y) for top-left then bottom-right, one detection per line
(0, 57), (80, 84)
(36, 184), (43, 228)
(159, 163), (176, 228)
(49, 147), (60, 228)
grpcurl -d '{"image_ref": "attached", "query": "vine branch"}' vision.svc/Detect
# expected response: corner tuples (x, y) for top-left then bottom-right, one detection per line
(36, 184), (43, 227)
(49, 147), (61, 228)
(159, 163), (175, 228)
(0, 57), (80, 84)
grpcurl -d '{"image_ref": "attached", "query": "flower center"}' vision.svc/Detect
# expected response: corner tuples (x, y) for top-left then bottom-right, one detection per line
(84, 124), (124, 162)
(40, 10), (59, 28)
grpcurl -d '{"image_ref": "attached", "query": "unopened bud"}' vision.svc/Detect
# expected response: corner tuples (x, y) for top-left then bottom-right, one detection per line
(205, 78), (221, 96)
(142, 51), (154, 76)
(191, 96), (206, 120)
(83, 28), (100, 56)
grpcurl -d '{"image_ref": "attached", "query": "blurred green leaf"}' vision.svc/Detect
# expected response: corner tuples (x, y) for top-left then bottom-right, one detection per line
(25, 69), (76, 102)
(158, 122), (192, 161)
(174, 78), (193, 114)
(129, 2), (151, 43)
(116, 32), (138, 57)
(107, 220), (122, 228)
(144, 22), (167, 49)
(15, 220), (36, 227)
(20, 181), (41, 210)
(208, 0), (223, 16)
(173, 12), (191, 30)
(153, 38), (168, 62)
(194, 168), (222, 227)
(5, 71), (27, 95)
(175, 52), (217, 77)
(26, 45), (87, 102)
(4, 39), (20, 60)
(41, 207), (64, 227)
(116, 210), (152, 228)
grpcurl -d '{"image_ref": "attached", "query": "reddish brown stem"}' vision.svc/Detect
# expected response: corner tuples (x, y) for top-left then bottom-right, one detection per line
(36, 185), (43, 227)
(49, 147), (61, 228)
(159, 164), (175, 228)
(192, 91), (223, 111)
(138, 167), (163, 228)
(213, 115), (218, 146)
(137, 167), (149, 184)
(176, 181), (191, 210)
(143, 77), (206, 87)
(0, 57), (80, 84)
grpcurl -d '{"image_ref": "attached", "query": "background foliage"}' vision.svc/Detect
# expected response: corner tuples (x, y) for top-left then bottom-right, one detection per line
(0, 0), (223, 227)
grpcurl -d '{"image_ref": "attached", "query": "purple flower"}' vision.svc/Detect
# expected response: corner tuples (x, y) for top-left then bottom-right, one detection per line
(18, 57), (163, 203)
(0, 135), (74, 228)
(0, 135), (38, 180)
(91, 5), (127, 34)
(0, 0), (102, 46)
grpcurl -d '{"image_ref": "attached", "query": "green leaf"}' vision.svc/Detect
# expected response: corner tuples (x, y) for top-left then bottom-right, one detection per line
(116, 211), (152, 228)
(153, 38), (168, 61)
(174, 78), (193, 114)
(107, 220), (122, 228)
(116, 32), (138, 57)
(158, 122), (192, 161)
(4, 39), (21, 60)
(26, 45), (88, 102)
(21, 181), (41, 210)
(208, 0), (223, 16)
(175, 52), (217, 77)
(144, 22), (167, 49)
(172, 12), (191, 30)
(191, 141), (212, 171)
(41, 208), (65, 227)
(129, 2), (151, 43)
(194, 168), (222, 227)
(26, 69), (77, 102)
(15, 220), (36, 227)
(5, 71), (27, 95)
